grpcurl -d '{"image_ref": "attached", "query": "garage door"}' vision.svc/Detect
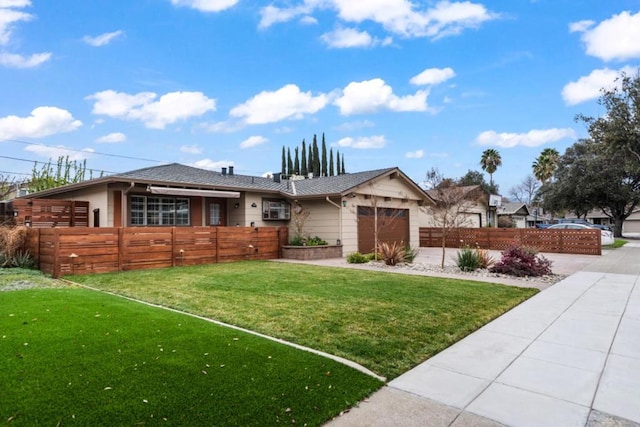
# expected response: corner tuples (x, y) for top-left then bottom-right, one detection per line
(623, 219), (640, 234)
(357, 206), (410, 253)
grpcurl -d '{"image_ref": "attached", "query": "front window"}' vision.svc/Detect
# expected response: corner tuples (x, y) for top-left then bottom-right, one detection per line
(262, 199), (291, 220)
(130, 195), (190, 226)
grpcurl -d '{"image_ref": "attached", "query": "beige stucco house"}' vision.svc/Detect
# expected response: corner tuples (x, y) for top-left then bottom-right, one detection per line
(16, 163), (434, 255)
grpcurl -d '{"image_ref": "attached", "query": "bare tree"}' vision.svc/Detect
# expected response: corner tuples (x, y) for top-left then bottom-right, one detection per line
(422, 168), (477, 268)
(508, 175), (540, 205)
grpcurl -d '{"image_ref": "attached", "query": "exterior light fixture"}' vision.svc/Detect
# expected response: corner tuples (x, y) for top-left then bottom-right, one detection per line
(342, 200), (347, 207)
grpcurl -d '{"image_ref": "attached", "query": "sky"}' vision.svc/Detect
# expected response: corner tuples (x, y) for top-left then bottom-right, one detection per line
(1, 0), (639, 195)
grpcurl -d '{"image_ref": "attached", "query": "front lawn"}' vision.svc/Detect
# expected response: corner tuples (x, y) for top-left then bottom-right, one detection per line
(71, 261), (538, 379)
(0, 288), (381, 426)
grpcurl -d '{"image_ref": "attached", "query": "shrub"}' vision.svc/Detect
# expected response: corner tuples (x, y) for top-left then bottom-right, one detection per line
(288, 235), (328, 246)
(377, 241), (406, 266)
(489, 243), (552, 277)
(306, 236), (328, 246)
(347, 252), (369, 264)
(289, 235), (305, 246)
(456, 246), (480, 272)
(10, 250), (36, 269)
(475, 248), (495, 269)
(0, 226), (30, 268)
(404, 244), (419, 263)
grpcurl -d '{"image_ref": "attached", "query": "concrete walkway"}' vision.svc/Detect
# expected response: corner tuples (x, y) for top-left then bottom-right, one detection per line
(327, 245), (640, 427)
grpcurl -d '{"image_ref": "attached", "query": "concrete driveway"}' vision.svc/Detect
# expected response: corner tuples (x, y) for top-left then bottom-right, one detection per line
(326, 245), (640, 427)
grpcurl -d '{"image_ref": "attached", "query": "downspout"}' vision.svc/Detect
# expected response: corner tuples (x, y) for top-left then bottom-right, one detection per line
(326, 196), (342, 246)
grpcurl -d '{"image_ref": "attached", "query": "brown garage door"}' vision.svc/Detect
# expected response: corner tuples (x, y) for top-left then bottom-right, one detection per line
(357, 206), (410, 253)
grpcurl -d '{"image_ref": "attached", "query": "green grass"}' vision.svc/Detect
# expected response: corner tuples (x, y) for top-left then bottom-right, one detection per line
(0, 288), (381, 426)
(606, 239), (628, 248)
(70, 261), (538, 379)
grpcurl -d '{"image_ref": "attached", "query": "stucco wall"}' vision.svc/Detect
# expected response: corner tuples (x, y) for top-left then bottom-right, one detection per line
(290, 198), (341, 245)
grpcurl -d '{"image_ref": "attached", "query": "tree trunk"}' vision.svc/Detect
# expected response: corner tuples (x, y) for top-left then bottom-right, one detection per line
(613, 217), (624, 238)
(441, 231), (446, 268)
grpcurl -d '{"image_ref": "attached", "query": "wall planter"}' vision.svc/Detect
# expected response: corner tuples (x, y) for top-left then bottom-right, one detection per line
(281, 245), (343, 260)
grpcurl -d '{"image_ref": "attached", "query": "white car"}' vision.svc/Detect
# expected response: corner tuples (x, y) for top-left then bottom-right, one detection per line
(547, 223), (615, 245)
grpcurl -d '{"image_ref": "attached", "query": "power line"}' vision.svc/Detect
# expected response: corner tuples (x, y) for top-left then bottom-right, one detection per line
(1, 137), (166, 165)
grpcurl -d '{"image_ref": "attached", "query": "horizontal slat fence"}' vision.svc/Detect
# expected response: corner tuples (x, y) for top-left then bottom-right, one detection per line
(25, 226), (288, 278)
(11, 199), (89, 227)
(419, 227), (601, 255)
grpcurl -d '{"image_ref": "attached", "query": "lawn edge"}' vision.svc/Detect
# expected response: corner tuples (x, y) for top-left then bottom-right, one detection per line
(60, 279), (387, 382)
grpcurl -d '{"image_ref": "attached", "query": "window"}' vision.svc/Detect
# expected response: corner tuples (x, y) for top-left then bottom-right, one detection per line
(209, 202), (221, 225)
(129, 195), (190, 226)
(262, 199), (291, 220)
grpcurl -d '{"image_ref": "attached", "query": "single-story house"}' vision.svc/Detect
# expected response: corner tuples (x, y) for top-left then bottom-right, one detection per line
(497, 202), (530, 228)
(572, 208), (640, 235)
(15, 163), (434, 255)
(420, 185), (493, 228)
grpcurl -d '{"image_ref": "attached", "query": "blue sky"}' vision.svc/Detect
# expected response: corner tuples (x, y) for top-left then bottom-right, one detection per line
(1, 0), (639, 194)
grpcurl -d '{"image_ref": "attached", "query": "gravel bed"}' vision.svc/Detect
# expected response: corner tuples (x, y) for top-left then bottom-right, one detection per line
(366, 261), (567, 285)
(0, 280), (40, 292)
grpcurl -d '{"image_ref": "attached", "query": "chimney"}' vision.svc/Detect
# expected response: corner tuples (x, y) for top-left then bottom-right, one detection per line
(229, 166), (234, 176)
(273, 173), (281, 183)
(221, 167), (227, 175)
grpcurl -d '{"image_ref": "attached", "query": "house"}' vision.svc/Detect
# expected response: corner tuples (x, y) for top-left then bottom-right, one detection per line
(623, 208), (640, 235)
(420, 185), (493, 228)
(497, 202), (530, 228)
(15, 163), (434, 255)
(524, 206), (553, 228)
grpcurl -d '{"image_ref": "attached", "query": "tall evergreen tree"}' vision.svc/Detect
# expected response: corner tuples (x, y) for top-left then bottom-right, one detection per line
(287, 147), (293, 176)
(281, 146), (286, 176)
(336, 151), (341, 176)
(300, 139), (307, 176)
(294, 147), (300, 175)
(307, 143), (313, 176)
(321, 133), (328, 176)
(329, 148), (334, 176)
(312, 134), (320, 176)
(341, 156), (345, 174)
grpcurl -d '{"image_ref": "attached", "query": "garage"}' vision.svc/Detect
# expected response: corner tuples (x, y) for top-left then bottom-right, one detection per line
(357, 206), (410, 253)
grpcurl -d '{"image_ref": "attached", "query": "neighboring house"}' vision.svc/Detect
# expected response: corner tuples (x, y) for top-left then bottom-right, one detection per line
(498, 202), (530, 228)
(622, 208), (640, 235)
(421, 185), (492, 228)
(525, 206), (553, 228)
(16, 163), (434, 255)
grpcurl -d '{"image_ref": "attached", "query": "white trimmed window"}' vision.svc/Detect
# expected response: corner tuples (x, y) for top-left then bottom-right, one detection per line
(130, 195), (190, 226)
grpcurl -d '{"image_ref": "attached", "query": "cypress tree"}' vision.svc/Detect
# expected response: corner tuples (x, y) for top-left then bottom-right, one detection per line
(341, 156), (345, 174)
(329, 148), (334, 176)
(300, 139), (307, 176)
(312, 134), (320, 177)
(287, 147), (293, 176)
(307, 144), (313, 177)
(294, 147), (300, 175)
(336, 151), (341, 176)
(321, 133), (327, 177)
(281, 146), (286, 176)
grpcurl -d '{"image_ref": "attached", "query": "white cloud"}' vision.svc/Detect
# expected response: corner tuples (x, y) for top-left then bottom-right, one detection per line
(0, 51), (50, 68)
(336, 135), (386, 149)
(410, 67), (455, 85)
(87, 90), (216, 129)
(25, 144), (94, 161)
(561, 66), (634, 105)
(95, 132), (126, 143)
(230, 84), (328, 124)
(568, 19), (593, 33)
(299, 15), (318, 25)
(0, 1), (32, 45)
(320, 27), (392, 48)
(476, 128), (576, 148)
(405, 149), (424, 158)
(191, 158), (234, 170)
(170, 0), (238, 12)
(180, 144), (203, 154)
(334, 78), (429, 115)
(260, 1), (498, 41)
(334, 120), (375, 131)
(83, 30), (124, 47)
(0, 106), (82, 139)
(240, 135), (268, 149)
(572, 11), (640, 61)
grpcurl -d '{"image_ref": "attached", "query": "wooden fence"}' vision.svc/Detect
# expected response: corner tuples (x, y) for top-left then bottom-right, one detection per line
(25, 226), (289, 278)
(419, 227), (601, 255)
(10, 199), (89, 227)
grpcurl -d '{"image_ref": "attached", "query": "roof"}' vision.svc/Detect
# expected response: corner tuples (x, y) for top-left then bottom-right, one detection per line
(498, 202), (530, 216)
(21, 163), (433, 202)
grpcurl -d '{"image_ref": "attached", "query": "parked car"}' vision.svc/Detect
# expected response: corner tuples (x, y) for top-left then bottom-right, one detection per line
(557, 218), (612, 231)
(547, 223), (615, 245)
(535, 223), (554, 229)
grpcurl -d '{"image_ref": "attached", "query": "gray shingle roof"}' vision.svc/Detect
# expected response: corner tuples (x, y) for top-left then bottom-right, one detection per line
(499, 202), (529, 215)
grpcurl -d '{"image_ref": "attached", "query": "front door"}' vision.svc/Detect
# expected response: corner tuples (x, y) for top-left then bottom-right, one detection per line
(207, 199), (226, 226)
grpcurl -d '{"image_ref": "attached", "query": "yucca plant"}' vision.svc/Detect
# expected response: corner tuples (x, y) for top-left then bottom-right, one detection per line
(456, 246), (480, 272)
(377, 241), (406, 266)
(474, 248), (495, 269)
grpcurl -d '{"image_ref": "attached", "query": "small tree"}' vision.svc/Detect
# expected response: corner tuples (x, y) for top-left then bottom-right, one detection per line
(423, 168), (476, 268)
(30, 156), (93, 192)
(290, 202), (311, 244)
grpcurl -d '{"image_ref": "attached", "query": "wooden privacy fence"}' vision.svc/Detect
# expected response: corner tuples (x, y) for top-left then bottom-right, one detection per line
(25, 226), (289, 278)
(419, 227), (601, 255)
(11, 199), (89, 227)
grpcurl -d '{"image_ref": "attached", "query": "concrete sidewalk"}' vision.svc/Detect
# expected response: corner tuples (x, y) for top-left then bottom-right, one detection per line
(326, 246), (640, 427)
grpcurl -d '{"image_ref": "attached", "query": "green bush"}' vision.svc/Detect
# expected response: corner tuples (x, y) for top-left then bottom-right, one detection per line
(404, 244), (419, 263)
(306, 236), (328, 246)
(347, 252), (369, 264)
(456, 246), (480, 272)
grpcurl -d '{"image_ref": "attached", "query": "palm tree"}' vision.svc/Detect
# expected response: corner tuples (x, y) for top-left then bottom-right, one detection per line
(480, 149), (502, 187)
(532, 148), (560, 184)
